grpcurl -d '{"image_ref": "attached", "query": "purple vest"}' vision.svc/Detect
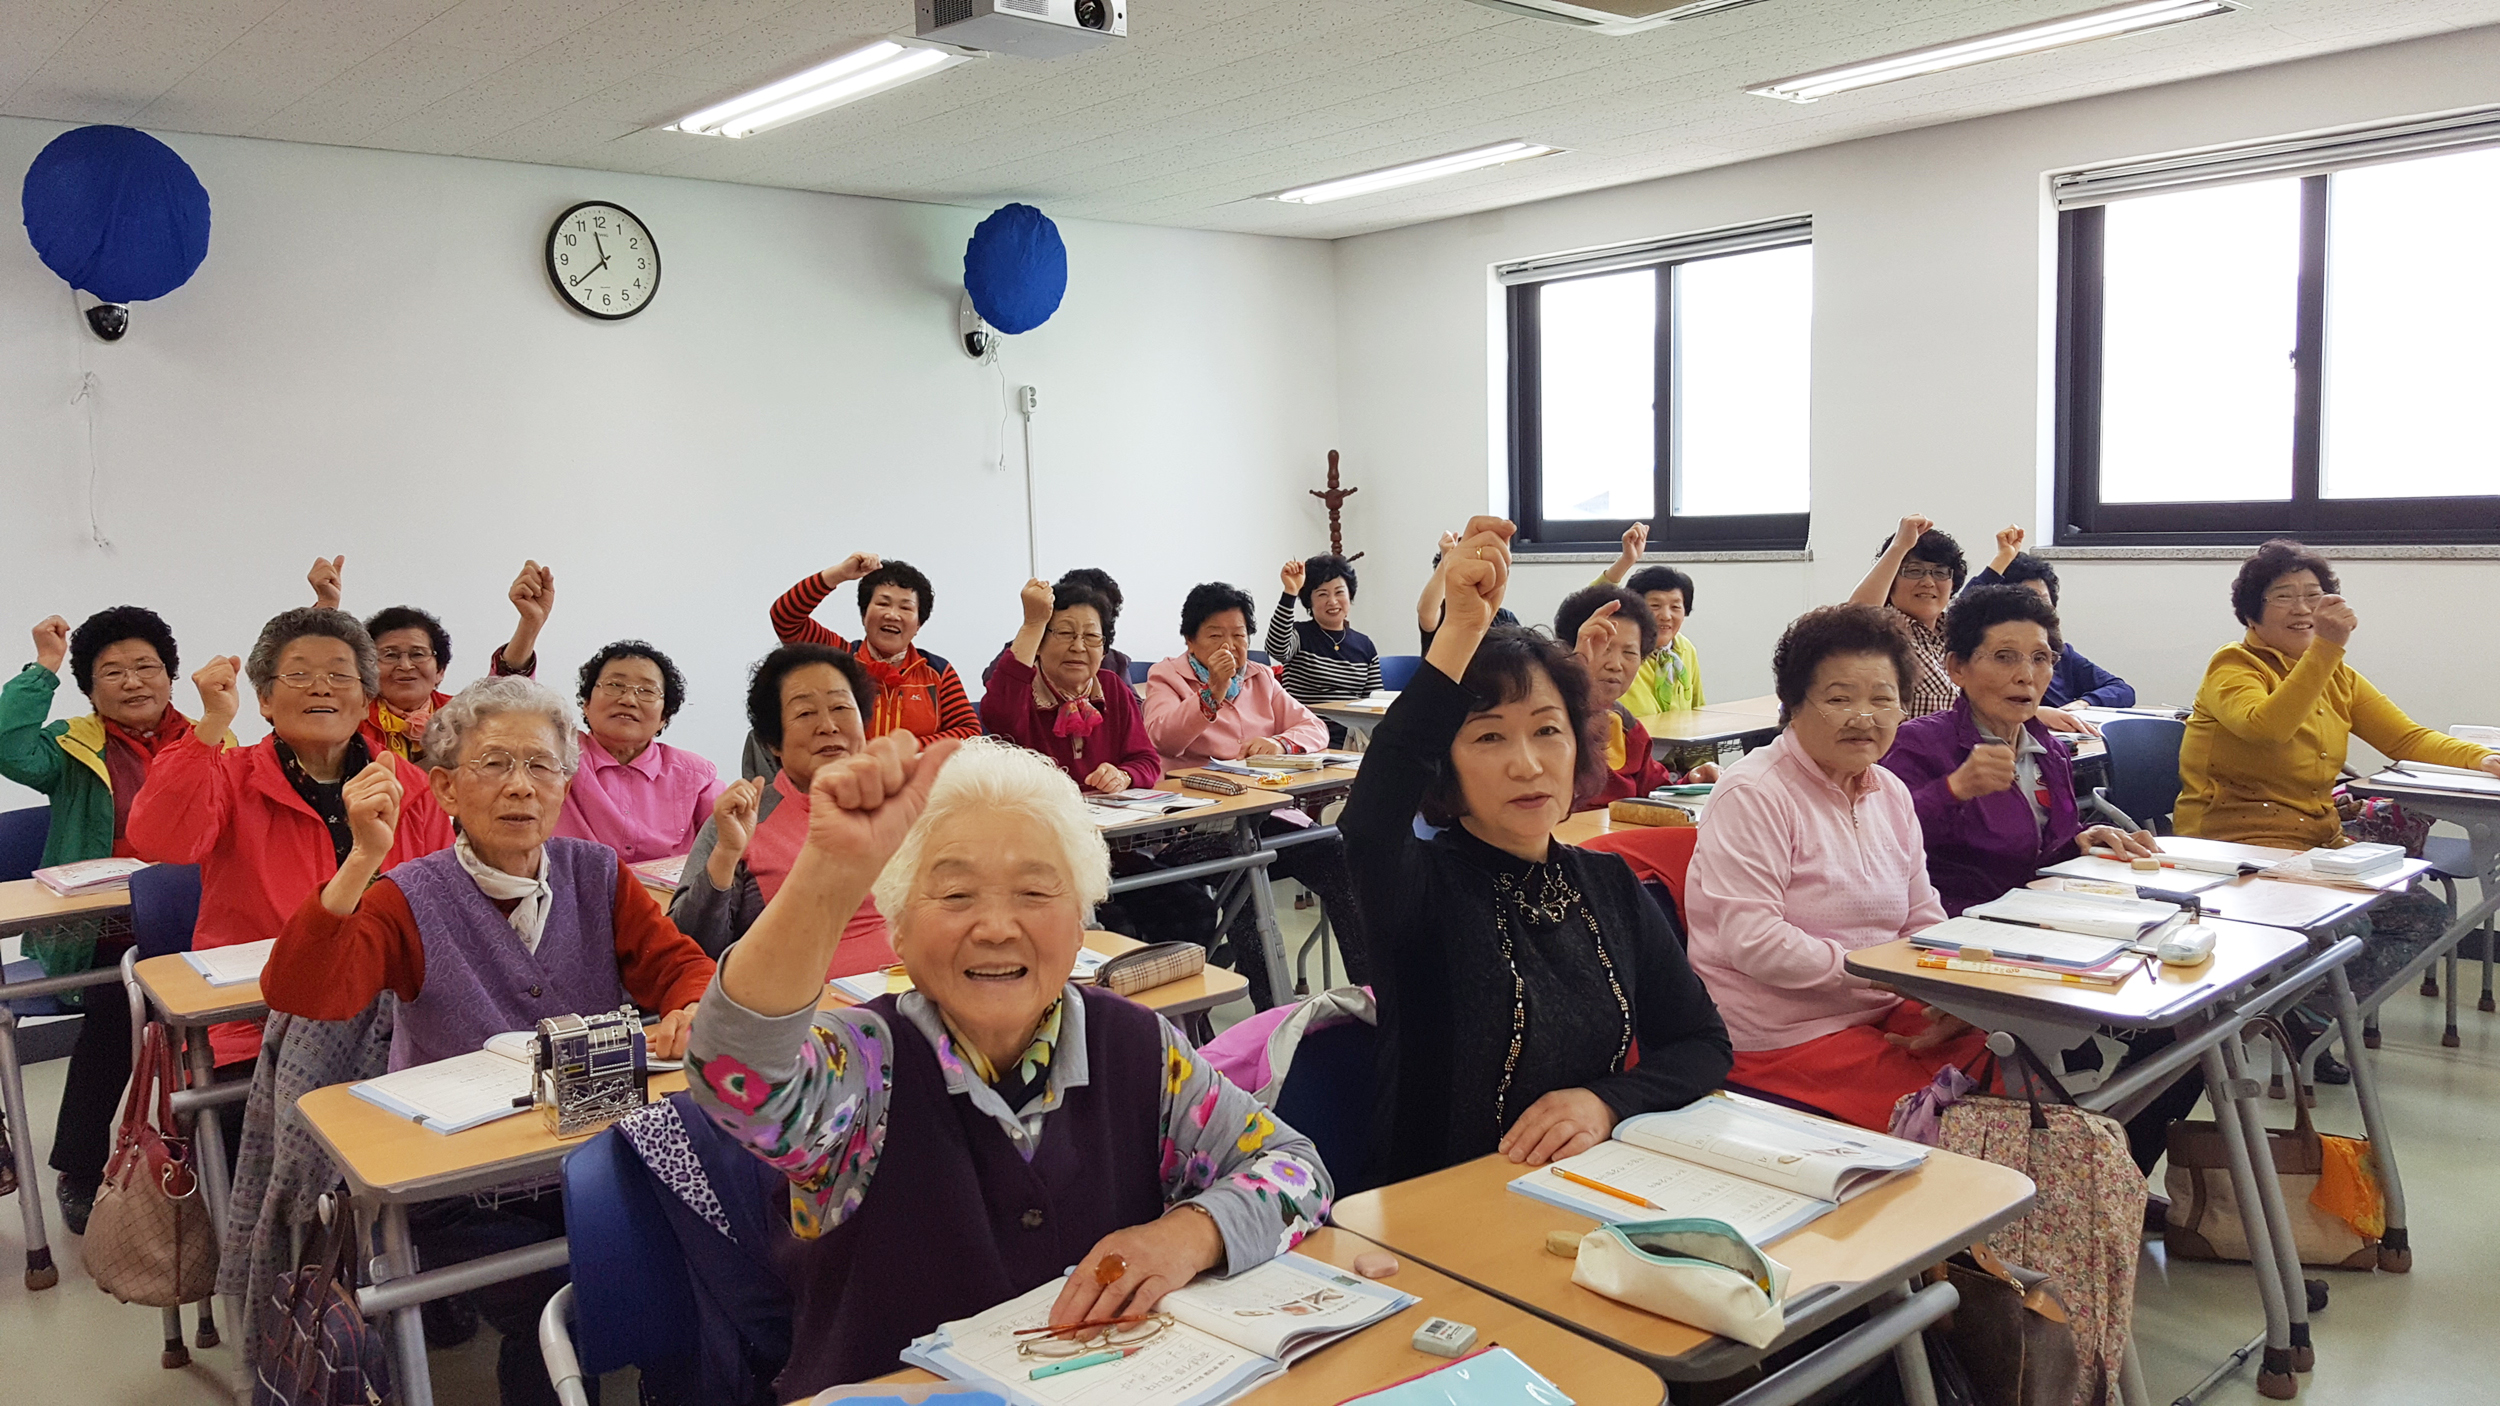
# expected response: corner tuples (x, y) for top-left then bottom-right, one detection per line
(386, 838), (628, 1071)
(772, 987), (1166, 1398)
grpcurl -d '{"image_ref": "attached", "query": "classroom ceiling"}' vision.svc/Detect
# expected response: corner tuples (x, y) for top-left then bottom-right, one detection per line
(5, 1), (2497, 239)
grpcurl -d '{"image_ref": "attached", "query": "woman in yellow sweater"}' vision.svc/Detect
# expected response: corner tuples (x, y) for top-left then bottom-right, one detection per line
(2177, 540), (2498, 849)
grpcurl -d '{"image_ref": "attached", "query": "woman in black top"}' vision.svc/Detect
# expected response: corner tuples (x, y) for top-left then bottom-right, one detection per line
(1342, 517), (1730, 1189)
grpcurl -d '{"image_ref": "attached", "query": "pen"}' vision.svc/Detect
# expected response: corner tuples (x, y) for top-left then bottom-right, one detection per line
(1028, 1346), (1142, 1380)
(1550, 1166), (1660, 1210)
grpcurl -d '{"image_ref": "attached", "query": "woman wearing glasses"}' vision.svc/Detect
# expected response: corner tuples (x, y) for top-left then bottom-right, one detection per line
(130, 608), (456, 1072)
(981, 578), (1159, 794)
(304, 555), (554, 763)
(554, 639), (724, 865)
(1879, 586), (2155, 915)
(2177, 539), (2498, 849)
(1846, 515), (1967, 719)
(1682, 604), (1988, 1131)
(262, 675), (714, 1406)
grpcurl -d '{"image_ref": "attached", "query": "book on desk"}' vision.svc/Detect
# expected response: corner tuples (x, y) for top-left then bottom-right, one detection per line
(32, 856), (147, 896)
(181, 936), (275, 987)
(1508, 1094), (1928, 1244)
(884, 1251), (1417, 1406)
(353, 1026), (683, 1135)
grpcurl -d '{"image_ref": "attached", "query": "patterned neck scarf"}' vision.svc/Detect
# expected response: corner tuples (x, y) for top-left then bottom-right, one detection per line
(1033, 669), (1103, 752)
(371, 697), (436, 762)
(939, 997), (1064, 1113)
(277, 734), (372, 865)
(1188, 653), (1243, 709)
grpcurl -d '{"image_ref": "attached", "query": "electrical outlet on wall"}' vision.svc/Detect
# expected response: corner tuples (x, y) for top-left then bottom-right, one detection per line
(1018, 385), (1039, 415)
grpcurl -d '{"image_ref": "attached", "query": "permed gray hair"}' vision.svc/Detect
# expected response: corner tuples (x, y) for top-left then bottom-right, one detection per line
(421, 676), (582, 774)
(870, 736), (1112, 925)
(246, 607), (380, 701)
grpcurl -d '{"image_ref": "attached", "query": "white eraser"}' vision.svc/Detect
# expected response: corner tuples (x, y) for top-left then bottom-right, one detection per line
(1412, 1317), (1477, 1358)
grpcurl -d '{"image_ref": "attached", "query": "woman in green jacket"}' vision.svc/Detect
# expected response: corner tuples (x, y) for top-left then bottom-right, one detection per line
(0, 607), (212, 1232)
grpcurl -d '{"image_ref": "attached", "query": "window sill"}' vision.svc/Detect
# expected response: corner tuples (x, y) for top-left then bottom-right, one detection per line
(1513, 549), (1814, 565)
(2042, 544), (2500, 562)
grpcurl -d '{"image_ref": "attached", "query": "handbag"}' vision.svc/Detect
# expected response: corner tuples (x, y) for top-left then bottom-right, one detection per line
(1925, 1244), (2082, 1406)
(86, 1020), (220, 1306)
(252, 1195), (394, 1406)
(2162, 1019), (2385, 1272)
(2335, 787), (2432, 856)
(1566, 1217), (1791, 1348)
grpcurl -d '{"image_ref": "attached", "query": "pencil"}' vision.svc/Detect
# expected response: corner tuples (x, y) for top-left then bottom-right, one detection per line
(1550, 1166), (1659, 1210)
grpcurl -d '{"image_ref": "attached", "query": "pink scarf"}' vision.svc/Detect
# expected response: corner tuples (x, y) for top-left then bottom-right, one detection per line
(746, 770), (896, 978)
(1034, 671), (1103, 755)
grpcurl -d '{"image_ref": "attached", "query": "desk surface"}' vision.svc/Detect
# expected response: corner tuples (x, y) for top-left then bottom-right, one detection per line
(1332, 1146), (2032, 1378)
(1162, 765), (1360, 801)
(132, 951), (268, 1025)
(1102, 783), (1288, 838)
(1845, 916), (2309, 1030)
(0, 876), (131, 938)
(865, 1227), (1665, 1406)
(303, 933), (1238, 1200)
(1637, 696), (1782, 746)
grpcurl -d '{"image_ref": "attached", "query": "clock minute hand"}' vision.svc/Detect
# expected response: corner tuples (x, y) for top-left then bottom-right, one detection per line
(569, 255), (611, 288)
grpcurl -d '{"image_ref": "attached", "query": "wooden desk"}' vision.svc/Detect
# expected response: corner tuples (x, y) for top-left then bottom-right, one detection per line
(1332, 1148), (2032, 1380)
(1101, 783), (1288, 840)
(131, 950), (269, 1026)
(863, 1227), (1666, 1405)
(820, 932), (1249, 1022)
(1844, 918), (2309, 1032)
(1162, 764), (1361, 803)
(1312, 697), (1393, 740)
(0, 876), (130, 938)
(1098, 785), (1294, 1004)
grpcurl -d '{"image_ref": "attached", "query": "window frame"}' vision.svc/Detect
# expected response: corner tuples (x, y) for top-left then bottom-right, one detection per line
(1506, 241), (1813, 554)
(2055, 172), (2500, 547)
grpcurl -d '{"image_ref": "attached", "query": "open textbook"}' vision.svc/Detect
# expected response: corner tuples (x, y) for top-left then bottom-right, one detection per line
(892, 1252), (1417, 1406)
(1509, 1093), (1927, 1244)
(182, 937), (275, 988)
(354, 1025), (675, 1134)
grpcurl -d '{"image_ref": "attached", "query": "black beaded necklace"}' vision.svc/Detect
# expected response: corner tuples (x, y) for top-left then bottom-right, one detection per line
(1488, 856), (1633, 1132)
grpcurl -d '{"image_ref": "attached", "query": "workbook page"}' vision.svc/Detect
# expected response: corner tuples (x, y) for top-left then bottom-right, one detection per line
(900, 1277), (1276, 1406)
(1160, 1253), (1416, 1364)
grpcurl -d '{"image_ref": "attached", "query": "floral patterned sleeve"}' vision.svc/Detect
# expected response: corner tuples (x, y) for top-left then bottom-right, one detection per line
(1154, 1015), (1335, 1272)
(683, 972), (894, 1241)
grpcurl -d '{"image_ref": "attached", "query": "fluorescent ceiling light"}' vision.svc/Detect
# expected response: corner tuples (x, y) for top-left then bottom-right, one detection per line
(669, 39), (972, 138)
(1746, 0), (2240, 104)
(1271, 141), (1563, 205)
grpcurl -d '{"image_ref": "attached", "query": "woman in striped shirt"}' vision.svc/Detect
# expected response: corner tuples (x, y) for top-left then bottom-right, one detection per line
(1264, 553), (1380, 748)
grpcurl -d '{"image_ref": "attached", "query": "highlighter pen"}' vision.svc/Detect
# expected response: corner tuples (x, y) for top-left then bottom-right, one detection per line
(1028, 1346), (1139, 1380)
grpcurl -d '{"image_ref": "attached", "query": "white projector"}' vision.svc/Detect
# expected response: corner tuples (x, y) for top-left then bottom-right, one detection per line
(916, 0), (1126, 58)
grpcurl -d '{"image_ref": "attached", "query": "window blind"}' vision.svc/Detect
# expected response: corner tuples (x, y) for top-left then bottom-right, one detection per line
(2052, 105), (2500, 209)
(1494, 214), (1811, 286)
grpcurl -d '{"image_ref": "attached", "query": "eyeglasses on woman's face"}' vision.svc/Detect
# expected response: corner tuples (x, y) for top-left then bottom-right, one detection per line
(595, 680), (662, 704)
(276, 671), (359, 692)
(1809, 697), (1906, 729)
(1896, 564), (1955, 584)
(378, 648), (437, 667)
(461, 749), (567, 786)
(95, 663), (167, 687)
(1045, 627), (1106, 653)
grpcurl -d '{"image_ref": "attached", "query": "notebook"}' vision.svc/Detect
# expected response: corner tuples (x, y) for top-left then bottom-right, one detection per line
(1911, 916), (2136, 969)
(350, 1047), (534, 1134)
(1961, 887), (2184, 941)
(2381, 762), (2500, 797)
(32, 856), (147, 896)
(2037, 856), (2234, 896)
(893, 1252), (1417, 1406)
(1508, 1093), (1927, 1244)
(629, 855), (692, 892)
(181, 937), (276, 987)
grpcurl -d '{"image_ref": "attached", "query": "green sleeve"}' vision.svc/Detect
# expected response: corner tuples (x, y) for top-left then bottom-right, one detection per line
(0, 665), (69, 792)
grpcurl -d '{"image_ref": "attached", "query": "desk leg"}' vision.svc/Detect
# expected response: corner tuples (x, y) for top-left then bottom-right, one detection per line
(0, 1008), (59, 1290)
(378, 1200), (435, 1406)
(2196, 1045), (2297, 1400)
(2324, 965), (2408, 1272)
(1879, 1281), (1942, 1406)
(2118, 1340), (2151, 1406)
(1237, 825), (1291, 1011)
(2217, 1035), (2312, 1374)
(179, 1025), (235, 1250)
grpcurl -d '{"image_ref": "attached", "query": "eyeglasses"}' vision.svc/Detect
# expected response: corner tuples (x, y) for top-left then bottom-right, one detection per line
(1976, 649), (2058, 672)
(1045, 629), (1106, 651)
(2264, 590), (2327, 609)
(275, 671), (360, 692)
(1016, 1313), (1172, 1360)
(95, 665), (166, 686)
(462, 750), (568, 786)
(595, 681), (663, 703)
(1812, 699), (1906, 728)
(378, 648), (437, 667)
(1896, 565), (1956, 583)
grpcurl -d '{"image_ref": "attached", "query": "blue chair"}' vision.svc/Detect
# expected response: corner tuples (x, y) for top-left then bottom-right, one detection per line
(1249, 650), (1271, 666)
(2088, 717), (2186, 833)
(542, 1128), (699, 1405)
(1376, 655), (1421, 692)
(0, 804), (49, 881)
(1271, 1018), (1381, 1198)
(1127, 658), (1153, 685)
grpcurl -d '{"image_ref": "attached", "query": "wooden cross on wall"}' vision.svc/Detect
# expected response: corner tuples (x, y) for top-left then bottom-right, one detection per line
(1311, 450), (1362, 562)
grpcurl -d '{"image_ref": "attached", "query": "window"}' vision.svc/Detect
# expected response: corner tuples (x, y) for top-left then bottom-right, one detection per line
(2055, 121), (2500, 545)
(1505, 218), (1812, 551)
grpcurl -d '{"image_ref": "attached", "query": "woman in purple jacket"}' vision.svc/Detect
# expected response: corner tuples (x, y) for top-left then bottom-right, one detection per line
(1880, 586), (2153, 915)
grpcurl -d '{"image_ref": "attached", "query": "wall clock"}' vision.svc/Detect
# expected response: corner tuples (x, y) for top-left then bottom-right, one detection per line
(546, 200), (659, 320)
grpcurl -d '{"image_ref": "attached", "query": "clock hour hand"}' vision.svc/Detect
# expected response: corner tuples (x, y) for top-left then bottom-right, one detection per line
(568, 255), (610, 288)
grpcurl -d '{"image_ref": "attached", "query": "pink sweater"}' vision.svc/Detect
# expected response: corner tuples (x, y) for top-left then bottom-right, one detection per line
(1141, 654), (1328, 771)
(1684, 729), (1943, 1052)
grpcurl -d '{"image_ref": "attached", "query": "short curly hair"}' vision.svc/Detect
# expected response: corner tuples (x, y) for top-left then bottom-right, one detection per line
(363, 606), (451, 674)
(1057, 568), (1124, 646)
(2231, 539), (2339, 626)
(246, 608), (379, 702)
(1298, 554), (1359, 608)
(1418, 626), (1606, 827)
(68, 606), (178, 697)
(1554, 584), (1657, 659)
(1771, 605), (1915, 727)
(1625, 565), (1696, 614)
(1942, 585), (2063, 662)
(746, 643), (874, 750)
(1180, 582), (1257, 641)
(1048, 584), (1117, 640)
(857, 561), (934, 621)
(576, 641), (688, 724)
(1997, 552), (2060, 605)
(1873, 528), (1968, 593)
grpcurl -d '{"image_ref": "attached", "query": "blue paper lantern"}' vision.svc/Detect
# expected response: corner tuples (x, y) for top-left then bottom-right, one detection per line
(22, 125), (212, 305)
(962, 203), (1066, 336)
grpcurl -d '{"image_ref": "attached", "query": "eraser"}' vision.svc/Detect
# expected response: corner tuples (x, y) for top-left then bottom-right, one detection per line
(1544, 1230), (1584, 1258)
(1413, 1317), (1478, 1358)
(1354, 1251), (1400, 1279)
(2130, 857), (2161, 872)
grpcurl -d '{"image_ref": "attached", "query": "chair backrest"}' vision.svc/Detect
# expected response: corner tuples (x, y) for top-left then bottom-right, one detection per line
(128, 864), (203, 958)
(1579, 824), (1701, 922)
(563, 1127), (700, 1377)
(1271, 1018), (1382, 1198)
(2099, 718), (2187, 833)
(0, 804), (50, 882)
(1376, 655), (1422, 692)
(1127, 658), (1153, 685)
(1248, 650), (1271, 666)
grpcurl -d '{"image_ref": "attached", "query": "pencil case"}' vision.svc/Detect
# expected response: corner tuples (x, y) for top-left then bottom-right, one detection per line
(1094, 942), (1206, 996)
(1567, 1218), (1791, 1347)
(1608, 797), (1694, 828)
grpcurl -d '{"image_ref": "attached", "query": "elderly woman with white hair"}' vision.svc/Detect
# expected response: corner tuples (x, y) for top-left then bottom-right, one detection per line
(686, 735), (1333, 1400)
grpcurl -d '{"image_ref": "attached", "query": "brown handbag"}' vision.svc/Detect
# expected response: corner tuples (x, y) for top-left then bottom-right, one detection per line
(86, 1020), (220, 1306)
(1927, 1244), (2083, 1406)
(2162, 1019), (2380, 1271)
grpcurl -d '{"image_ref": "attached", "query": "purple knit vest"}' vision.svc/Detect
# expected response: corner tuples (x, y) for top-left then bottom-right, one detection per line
(772, 987), (1166, 1398)
(385, 837), (628, 1071)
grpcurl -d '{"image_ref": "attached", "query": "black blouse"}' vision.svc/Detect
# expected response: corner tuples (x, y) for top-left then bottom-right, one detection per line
(1341, 662), (1731, 1188)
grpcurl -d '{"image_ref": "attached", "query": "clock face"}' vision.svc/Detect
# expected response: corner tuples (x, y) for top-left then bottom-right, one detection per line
(546, 201), (659, 320)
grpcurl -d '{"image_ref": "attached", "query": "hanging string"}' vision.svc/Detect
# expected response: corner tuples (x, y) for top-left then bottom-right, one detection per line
(65, 286), (112, 550)
(991, 343), (1012, 474)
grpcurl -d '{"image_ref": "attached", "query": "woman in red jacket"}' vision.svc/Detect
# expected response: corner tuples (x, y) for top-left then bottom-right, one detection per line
(129, 607), (454, 1073)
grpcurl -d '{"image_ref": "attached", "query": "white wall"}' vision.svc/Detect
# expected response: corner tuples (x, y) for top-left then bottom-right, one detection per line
(1334, 26), (2500, 747)
(0, 118), (1339, 807)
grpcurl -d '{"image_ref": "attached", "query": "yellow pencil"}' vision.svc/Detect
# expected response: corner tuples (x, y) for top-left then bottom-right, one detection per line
(1551, 1165), (1660, 1210)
